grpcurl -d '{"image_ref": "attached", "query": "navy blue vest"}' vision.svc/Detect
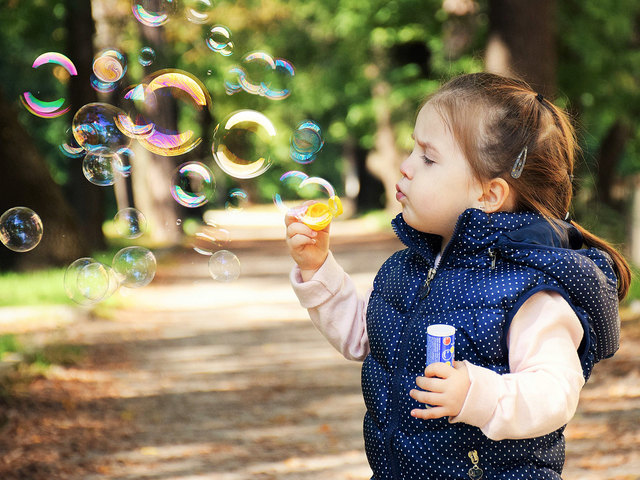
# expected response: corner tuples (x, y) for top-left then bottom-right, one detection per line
(362, 209), (619, 479)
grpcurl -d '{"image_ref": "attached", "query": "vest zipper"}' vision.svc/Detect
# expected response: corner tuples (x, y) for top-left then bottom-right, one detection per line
(467, 449), (484, 479)
(419, 266), (437, 298)
(488, 248), (497, 269)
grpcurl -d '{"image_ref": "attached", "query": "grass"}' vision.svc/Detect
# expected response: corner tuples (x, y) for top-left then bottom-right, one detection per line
(0, 268), (70, 307)
(0, 334), (20, 359)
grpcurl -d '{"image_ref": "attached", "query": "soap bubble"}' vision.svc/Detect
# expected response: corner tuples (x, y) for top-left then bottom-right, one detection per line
(225, 188), (248, 211)
(82, 149), (124, 186)
(114, 208), (147, 239)
(72, 102), (132, 153)
(137, 70), (211, 156)
(185, 0), (213, 24)
(65, 257), (117, 304)
(59, 129), (85, 158)
(93, 49), (127, 83)
(273, 170), (310, 213)
(132, 0), (177, 27)
(170, 162), (216, 208)
(20, 52), (77, 118)
(212, 110), (276, 179)
(208, 250), (240, 282)
(112, 246), (157, 288)
(115, 84), (156, 140)
(0, 207), (44, 252)
(138, 46), (156, 66)
(90, 73), (119, 93)
(263, 58), (295, 100)
(190, 222), (230, 256)
(290, 120), (323, 164)
(206, 25), (234, 56)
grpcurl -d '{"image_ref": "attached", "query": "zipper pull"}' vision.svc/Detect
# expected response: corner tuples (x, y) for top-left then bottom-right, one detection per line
(467, 450), (483, 479)
(488, 248), (497, 270)
(419, 267), (437, 298)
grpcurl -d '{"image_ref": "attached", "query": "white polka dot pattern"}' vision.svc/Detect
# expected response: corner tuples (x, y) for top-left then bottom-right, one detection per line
(360, 209), (620, 479)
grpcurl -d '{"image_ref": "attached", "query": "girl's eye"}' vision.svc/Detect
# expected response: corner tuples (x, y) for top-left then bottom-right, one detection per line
(422, 155), (434, 165)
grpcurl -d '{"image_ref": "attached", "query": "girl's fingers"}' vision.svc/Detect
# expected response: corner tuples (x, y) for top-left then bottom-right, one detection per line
(415, 376), (445, 393)
(409, 388), (442, 406)
(288, 233), (317, 249)
(424, 362), (454, 378)
(411, 406), (447, 420)
(287, 221), (317, 239)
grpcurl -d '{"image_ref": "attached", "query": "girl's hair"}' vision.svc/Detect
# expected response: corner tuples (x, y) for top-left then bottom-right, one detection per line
(428, 72), (631, 300)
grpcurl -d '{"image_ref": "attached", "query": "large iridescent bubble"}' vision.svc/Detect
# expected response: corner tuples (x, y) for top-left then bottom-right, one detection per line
(212, 110), (276, 179)
(20, 52), (77, 118)
(134, 70), (212, 156)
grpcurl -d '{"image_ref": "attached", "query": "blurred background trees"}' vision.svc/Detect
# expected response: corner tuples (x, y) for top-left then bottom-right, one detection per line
(0, 0), (638, 270)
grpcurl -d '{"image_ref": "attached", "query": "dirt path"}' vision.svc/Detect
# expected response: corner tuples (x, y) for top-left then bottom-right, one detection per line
(1, 230), (639, 479)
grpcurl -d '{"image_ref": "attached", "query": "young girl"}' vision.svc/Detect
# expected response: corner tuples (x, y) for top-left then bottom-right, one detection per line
(285, 72), (630, 480)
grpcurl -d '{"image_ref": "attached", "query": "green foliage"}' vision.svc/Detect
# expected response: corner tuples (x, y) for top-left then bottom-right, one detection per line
(557, 0), (640, 176)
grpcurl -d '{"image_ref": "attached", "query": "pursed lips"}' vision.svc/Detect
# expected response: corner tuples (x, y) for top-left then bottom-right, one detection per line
(395, 183), (406, 202)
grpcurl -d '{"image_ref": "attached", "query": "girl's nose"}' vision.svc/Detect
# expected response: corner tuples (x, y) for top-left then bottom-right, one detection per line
(399, 156), (412, 178)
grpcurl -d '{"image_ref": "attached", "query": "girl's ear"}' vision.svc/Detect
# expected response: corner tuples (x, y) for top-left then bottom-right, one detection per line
(478, 178), (515, 213)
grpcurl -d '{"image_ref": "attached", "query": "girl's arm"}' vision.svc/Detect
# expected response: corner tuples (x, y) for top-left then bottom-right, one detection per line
(448, 290), (585, 440)
(286, 212), (369, 361)
(290, 252), (370, 361)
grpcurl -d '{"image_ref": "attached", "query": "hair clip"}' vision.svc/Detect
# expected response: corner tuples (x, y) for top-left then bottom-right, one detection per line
(511, 146), (527, 179)
(536, 93), (545, 103)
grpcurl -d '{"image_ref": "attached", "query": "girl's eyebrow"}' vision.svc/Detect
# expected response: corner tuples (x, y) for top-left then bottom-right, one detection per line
(411, 132), (440, 155)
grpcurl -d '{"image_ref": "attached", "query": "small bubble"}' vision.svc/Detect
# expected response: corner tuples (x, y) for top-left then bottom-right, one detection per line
(206, 25), (234, 56)
(0, 207), (44, 252)
(82, 150), (124, 186)
(170, 162), (216, 208)
(114, 208), (147, 239)
(208, 250), (240, 282)
(112, 246), (156, 288)
(138, 46), (156, 66)
(225, 188), (248, 211)
(93, 49), (127, 83)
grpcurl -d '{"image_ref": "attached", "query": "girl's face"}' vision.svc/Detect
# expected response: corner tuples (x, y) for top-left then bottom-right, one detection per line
(396, 103), (485, 247)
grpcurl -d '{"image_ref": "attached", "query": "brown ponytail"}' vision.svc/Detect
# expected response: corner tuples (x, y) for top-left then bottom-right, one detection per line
(429, 72), (631, 300)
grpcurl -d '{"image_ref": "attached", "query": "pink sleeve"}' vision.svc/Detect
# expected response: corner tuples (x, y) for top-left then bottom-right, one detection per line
(449, 291), (585, 440)
(290, 251), (370, 361)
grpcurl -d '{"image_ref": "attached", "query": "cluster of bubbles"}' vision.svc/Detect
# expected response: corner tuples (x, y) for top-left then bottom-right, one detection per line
(16, 1), (341, 298)
(64, 245), (156, 305)
(225, 52), (295, 100)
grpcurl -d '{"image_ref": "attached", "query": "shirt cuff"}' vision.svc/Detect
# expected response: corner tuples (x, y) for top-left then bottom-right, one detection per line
(290, 251), (345, 309)
(449, 361), (501, 428)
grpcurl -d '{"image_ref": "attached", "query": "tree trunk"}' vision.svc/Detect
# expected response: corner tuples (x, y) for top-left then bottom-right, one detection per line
(366, 81), (404, 215)
(485, 0), (557, 96)
(65, 0), (106, 251)
(0, 89), (84, 271)
(595, 120), (632, 208)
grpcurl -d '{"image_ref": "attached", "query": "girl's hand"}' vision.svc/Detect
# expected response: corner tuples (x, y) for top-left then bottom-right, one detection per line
(409, 361), (470, 420)
(285, 211), (330, 281)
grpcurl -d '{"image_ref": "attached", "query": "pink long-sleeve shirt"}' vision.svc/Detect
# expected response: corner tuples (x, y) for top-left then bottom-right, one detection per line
(290, 251), (586, 441)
